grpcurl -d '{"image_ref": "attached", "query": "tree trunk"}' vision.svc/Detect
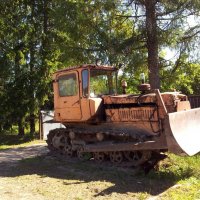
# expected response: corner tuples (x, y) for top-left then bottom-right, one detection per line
(145, 0), (160, 89)
(30, 114), (35, 134)
(29, 41), (36, 135)
(18, 119), (25, 136)
(29, 0), (36, 135)
(42, 0), (48, 62)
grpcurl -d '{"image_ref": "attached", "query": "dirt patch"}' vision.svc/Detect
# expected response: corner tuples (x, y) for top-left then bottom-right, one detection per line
(0, 144), (48, 165)
(0, 144), (177, 200)
(0, 144), (48, 177)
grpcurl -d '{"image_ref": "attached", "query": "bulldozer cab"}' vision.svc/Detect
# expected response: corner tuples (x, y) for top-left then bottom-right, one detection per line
(89, 68), (116, 97)
(53, 65), (117, 123)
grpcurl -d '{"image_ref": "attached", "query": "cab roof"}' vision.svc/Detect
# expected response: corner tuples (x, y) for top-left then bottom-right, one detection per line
(54, 64), (118, 74)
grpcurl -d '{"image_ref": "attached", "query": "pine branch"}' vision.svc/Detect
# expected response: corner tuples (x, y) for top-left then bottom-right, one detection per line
(156, 2), (189, 17)
(171, 45), (187, 74)
(115, 14), (145, 18)
(181, 25), (200, 42)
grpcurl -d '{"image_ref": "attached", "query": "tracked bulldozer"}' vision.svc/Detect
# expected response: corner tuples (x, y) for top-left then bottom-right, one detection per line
(46, 64), (200, 166)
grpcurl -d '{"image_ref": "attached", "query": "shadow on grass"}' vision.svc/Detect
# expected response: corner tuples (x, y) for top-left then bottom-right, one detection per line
(0, 133), (35, 146)
(0, 152), (192, 197)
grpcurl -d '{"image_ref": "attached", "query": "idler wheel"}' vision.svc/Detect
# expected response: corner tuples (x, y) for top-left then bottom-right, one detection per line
(124, 150), (151, 166)
(93, 152), (105, 163)
(52, 133), (65, 153)
(47, 130), (57, 151)
(109, 151), (123, 164)
(77, 148), (92, 161)
(96, 132), (104, 141)
(64, 144), (73, 157)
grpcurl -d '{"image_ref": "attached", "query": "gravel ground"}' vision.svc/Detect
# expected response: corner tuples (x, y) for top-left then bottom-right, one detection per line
(0, 144), (180, 200)
(0, 144), (48, 168)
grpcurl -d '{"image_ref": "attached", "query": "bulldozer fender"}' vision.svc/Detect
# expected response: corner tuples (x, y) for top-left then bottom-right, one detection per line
(164, 107), (200, 156)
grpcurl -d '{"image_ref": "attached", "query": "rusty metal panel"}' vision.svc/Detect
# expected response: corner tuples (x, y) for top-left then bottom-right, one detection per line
(161, 92), (187, 113)
(106, 107), (158, 122)
(119, 107), (158, 122)
(176, 101), (191, 111)
(103, 94), (156, 104)
(53, 64), (117, 76)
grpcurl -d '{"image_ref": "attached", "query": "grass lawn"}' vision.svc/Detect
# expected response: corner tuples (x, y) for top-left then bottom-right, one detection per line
(0, 131), (44, 150)
(0, 133), (200, 200)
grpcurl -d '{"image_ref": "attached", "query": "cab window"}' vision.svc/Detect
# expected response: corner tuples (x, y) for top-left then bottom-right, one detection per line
(82, 69), (89, 97)
(90, 69), (116, 97)
(58, 73), (77, 97)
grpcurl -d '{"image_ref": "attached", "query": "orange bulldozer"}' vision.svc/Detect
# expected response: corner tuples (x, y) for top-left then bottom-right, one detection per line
(46, 64), (200, 166)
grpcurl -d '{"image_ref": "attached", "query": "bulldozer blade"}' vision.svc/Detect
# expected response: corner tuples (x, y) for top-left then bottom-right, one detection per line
(164, 108), (200, 156)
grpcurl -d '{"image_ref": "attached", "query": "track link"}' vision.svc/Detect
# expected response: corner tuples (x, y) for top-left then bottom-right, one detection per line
(46, 128), (154, 166)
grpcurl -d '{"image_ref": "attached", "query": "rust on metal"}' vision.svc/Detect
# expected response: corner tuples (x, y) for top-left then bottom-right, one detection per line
(45, 64), (200, 167)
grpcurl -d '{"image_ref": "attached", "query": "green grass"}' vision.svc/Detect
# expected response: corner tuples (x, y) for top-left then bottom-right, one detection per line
(13, 152), (200, 200)
(0, 133), (200, 199)
(158, 153), (200, 179)
(0, 139), (44, 150)
(145, 153), (200, 199)
(0, 131), (44, 150)
(162, 177), (200, 200)
(14, 152), (200, 200)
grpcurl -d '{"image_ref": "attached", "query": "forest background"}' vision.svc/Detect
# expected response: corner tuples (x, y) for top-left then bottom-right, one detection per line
(0, 0), (200, 135)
